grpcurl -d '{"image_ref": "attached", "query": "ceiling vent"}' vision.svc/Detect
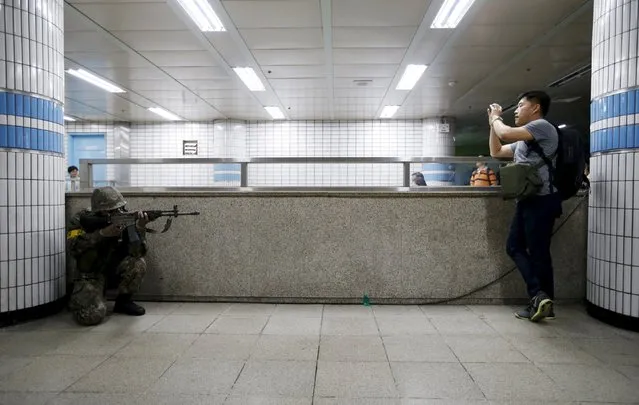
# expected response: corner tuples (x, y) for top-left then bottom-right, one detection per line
(353, 79), (373, 87)
(547, 64), (591, 88)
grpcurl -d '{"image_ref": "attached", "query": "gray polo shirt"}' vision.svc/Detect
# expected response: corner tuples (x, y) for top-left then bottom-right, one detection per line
(509, 118), (558, 195)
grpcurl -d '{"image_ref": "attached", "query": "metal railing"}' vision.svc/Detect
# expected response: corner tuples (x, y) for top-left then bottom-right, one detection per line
(78, 156), (506, 191)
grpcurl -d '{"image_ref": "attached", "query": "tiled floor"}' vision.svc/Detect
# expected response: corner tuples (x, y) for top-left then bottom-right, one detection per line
(0, 303), (638, 404)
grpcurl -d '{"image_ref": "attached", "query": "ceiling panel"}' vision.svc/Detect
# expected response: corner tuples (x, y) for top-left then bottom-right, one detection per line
(162, 67), (229, 80)
(333, 27), (417, 48)
(65, 52), (150, 69)
(89, 67), (170, 81)
(222, 0), (321, 28)
(113, 31), (204, 51)
(253, 49), (325, 65)
(472, 0), (587, 24)
(140, 51), (218, 67)
(274, 88), (328, 98)
(65, 31), (124, 53)
(333, 78), (392, 88)
(269, 78), (328, 90)
(62, 0), (593, 125)
(72, 3), (186, 31)
(333, 48), (407, 65)
(260, 65), (325, 79)
(332, 0), (431, 27)
(333, 64), (398, 78)
(435, 46), (521, 64)
(240, 28), (323, 49)
(178, 79), (239, 90)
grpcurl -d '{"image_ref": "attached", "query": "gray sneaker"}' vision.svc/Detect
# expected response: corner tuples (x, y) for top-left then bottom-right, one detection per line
(530, 292), (553, 322)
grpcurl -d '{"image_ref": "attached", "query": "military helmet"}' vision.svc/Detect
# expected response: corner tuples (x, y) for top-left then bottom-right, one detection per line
(91, 186), (126, 212)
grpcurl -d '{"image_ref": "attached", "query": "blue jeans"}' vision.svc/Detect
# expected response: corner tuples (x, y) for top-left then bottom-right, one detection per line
(506, 194), (562, 299)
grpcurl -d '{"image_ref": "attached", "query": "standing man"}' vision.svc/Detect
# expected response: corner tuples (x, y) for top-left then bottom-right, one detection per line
(487, 91), (562, 322)
(470, 157), (498, 186)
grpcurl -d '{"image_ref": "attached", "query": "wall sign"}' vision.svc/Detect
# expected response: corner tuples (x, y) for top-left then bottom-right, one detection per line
(183, 140), (198, 155)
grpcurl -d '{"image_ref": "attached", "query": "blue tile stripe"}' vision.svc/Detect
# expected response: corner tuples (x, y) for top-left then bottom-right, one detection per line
(0, 125), (64, 154)
(590, 89), (639, 123)
(421, 163), (454, 172)
(422, 172), (455, 182)
(0, 91), (64, 125)
(590, 124), (639, 153)
(214, 163), (241, 172)
(214, 172), (241, 182)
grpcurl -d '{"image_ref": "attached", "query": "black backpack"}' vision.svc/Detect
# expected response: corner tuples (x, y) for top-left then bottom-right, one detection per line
(530, 124), (586, 200)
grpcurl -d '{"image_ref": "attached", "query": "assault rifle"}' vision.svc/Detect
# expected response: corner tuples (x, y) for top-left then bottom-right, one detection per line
(79, 205), (200, 256)
(79, 205), (200, 234)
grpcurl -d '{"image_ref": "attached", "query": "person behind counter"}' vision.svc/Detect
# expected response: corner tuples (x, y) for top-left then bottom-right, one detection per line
(411, 172), (427, 186)
(66, 186), (152, 326)
(68, 165), (80, 191)
(470, 157), (498, 186)
(487, 90), (561, 322)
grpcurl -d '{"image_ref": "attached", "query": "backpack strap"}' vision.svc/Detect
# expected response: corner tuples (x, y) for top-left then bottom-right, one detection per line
(526, 140), (558, 194)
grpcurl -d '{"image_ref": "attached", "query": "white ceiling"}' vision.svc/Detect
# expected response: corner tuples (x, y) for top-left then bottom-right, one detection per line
(63, 0), (593, 127)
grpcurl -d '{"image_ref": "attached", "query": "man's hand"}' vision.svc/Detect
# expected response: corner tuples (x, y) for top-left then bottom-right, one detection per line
(135, 211), (150, 229)
(99, 223), (124, 238)
(487, 103), (503, 124)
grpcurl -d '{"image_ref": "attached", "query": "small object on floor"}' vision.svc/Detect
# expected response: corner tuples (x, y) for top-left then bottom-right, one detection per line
(362, 293), (370, 306)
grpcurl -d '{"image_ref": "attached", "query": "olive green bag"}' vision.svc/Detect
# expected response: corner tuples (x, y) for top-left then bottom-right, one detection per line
(499, 161), (544, 200)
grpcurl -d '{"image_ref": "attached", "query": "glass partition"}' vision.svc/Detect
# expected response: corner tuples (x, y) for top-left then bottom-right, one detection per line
(76, 157), (506, 190)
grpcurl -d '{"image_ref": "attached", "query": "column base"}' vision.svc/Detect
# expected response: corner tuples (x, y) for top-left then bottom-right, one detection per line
(0, 298), (67, 328)
(586, 301), (639, 332)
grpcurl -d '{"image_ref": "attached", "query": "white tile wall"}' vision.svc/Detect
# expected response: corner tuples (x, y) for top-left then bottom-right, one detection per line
(64, 122), (125, 188)
(588, 0), (639, 318)
(592, 0), (639, 99)
(0, 0), (64, 103)
(0, 150), (66, 313)
(1, 0), (65, 313)
(66, 120), (431, 187)
(587, 150), (639, 316)
(246, 120), (423, 187)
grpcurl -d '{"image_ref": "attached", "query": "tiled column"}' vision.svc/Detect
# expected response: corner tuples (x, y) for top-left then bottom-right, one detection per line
(0, 0), (66, 323)
(212, 120), (246, 185)
(421, 117), (455, 185)
(587, 0), (639, 329)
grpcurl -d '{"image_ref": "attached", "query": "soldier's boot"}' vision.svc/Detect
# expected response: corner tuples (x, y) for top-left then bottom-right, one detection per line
(113, 294), (146, 316)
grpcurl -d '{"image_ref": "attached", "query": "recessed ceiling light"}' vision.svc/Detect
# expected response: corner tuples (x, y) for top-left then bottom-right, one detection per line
(176, 0), (225, 32)
(396, 65), (428, 90)
(148, 107), (183, 121)
(431, 0), (477, 29)
(264, 106), (285, 119)
(66, 69), (126, 93)
(558, 124), (567, 129)
(233, 67), (266, 91)
(63, 116), (77, 122)
(380, 105), (400, 118)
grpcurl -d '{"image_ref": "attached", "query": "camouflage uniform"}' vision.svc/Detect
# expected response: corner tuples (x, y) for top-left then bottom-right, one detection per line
(67, 187), (147, 326)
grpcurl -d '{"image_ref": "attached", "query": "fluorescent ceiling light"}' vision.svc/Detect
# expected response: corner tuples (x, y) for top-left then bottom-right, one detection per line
(558, 124), (567, 129)
(233, 67), (265, 91)
(148, 107), (183, 121)
(431, 0), (476, 29)
(63, 115), (77, 122)
(176, 0), (225, 32)
(396, 65), (428, 90)
(264, 106), (285, 119)
(66, 69), (126, 93)
(380, 105), (400, 118)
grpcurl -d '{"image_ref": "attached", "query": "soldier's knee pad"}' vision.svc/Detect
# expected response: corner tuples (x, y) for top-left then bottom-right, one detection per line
(73, 302), (107, 326)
